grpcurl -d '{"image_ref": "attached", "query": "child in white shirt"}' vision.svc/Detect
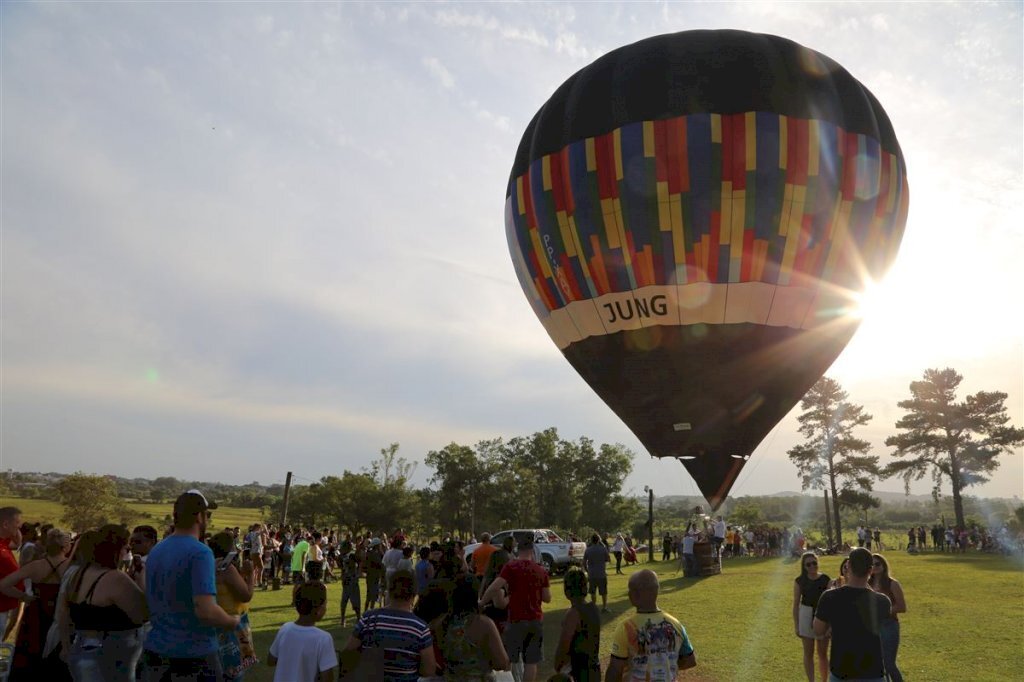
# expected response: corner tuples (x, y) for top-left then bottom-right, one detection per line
(268, 581), (338, 682)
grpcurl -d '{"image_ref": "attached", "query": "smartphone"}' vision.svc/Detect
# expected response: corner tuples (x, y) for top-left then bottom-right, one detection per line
(217, 551), (238, 572)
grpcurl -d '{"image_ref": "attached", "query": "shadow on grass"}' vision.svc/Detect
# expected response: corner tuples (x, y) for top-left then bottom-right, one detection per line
(909, 550), (1024, 572)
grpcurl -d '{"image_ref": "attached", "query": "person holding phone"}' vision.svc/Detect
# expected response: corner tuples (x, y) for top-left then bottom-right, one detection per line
(211, 532), (257, 680)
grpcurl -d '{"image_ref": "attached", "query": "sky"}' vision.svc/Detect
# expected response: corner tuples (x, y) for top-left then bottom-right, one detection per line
(2, 2), (1022, 503)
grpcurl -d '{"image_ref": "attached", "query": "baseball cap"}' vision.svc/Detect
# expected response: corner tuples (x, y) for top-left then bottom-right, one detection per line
(174, 489), (218, 521)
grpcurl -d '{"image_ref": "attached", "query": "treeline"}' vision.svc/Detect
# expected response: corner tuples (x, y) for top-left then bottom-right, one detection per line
(1, 472), (284, 509)
(641, 494), (1022, 540)
(278, 430), (641, 539)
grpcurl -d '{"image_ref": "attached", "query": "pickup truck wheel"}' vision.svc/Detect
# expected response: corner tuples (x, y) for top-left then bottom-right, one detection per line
(541, 554), (555, 574)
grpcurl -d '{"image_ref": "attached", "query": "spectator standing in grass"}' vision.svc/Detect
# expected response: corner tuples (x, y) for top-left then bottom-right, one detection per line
(128, 526), (158, 592)
(583, 534), (610, 613)
(291, 533), (310, 586)
(267, 581), (337, 682)
(470, 533), (498, 588)
(553, 568), (600, 682)
(414, 546), (433, 600)
(210, 532), (256, 681)
(480, 537), (550, 682)
(382, 539), (405, 602)
(813, 548), (890, 682)
(143, 490), (240, 682)
(341, 570), (435, 681)
(0, 527), (72, 679)
(306, 532), (325, 582)
(793, 552), (830, 682)
(605, 569), (696, 681)
(869, 554), (907, 682)
(62, 524), (149, 681)
(610, 534), (625, 575)
(339, 545), (362, 629)
(364, 539), (385, 611)
(0, 506), (24, 638)
(431, 578), (509, 681)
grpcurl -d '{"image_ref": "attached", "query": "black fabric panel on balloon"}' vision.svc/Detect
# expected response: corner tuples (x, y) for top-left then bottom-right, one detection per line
(510, 29), (901, 185)
(561, 322), (858, 508)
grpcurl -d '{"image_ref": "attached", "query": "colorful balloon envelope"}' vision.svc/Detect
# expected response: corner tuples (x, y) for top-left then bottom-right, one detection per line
(505, 30), (908, 509)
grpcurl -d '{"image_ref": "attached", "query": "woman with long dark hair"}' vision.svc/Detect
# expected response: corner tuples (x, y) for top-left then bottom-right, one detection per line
(553, 567), (600, 682)
(0, 528), (72, 679)
(827, 558), (850, 590)
(792, 551), (829, 681)
(869, 553), (907, 682)
(210, 531), (256, 680)
(59, 524), (148, 681)
(431, 579), (508, 680)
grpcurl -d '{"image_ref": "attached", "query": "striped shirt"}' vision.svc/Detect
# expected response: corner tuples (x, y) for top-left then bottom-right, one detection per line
(353, 607), (432, 682)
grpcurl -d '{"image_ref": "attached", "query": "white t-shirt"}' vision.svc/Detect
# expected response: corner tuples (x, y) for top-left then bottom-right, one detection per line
(713, 520), (726, 539)
(269, 622), (337, 682)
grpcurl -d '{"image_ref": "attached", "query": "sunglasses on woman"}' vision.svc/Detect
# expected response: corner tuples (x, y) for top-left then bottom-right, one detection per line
(804, 561), (817, 568)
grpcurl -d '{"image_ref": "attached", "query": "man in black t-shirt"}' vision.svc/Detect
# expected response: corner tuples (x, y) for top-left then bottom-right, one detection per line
(814, 547), (891, 681)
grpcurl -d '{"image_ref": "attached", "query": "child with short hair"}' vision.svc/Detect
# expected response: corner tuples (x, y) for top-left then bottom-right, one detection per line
(268, 581), (338, 681)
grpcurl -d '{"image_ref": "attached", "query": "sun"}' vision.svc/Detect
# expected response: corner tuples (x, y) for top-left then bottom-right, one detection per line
(849, 279), (887, 321)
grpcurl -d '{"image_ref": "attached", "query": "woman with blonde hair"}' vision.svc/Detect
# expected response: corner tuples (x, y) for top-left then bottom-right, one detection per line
(792, 552), (829, 681)
(869, 553), (906, 682)
(0, 528), (73, 678)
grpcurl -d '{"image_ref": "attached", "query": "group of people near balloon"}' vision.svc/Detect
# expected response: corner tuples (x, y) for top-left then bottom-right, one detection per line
(1, 491), (921, 682)
(794, 549), (907, 682)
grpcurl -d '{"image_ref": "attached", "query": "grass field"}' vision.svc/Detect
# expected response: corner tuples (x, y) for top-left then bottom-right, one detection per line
(2, 497), (1020, 679)
(0, 496), (265, 530)
(233, 551), (1023, 682)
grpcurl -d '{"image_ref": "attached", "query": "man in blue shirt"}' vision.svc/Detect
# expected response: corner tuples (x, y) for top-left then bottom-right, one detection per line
(143, 490), (241, 682)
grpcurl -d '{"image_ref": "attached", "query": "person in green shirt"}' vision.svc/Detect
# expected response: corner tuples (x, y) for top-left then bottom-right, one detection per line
(291, 534), (310, 586)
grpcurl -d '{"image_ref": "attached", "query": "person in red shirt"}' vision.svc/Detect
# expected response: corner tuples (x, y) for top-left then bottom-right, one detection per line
(0, 506), (24, 639)
(480, 537), (551, 682)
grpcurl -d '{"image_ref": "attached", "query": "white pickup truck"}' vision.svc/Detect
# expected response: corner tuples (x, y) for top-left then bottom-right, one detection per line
(464, 528), (587, 575)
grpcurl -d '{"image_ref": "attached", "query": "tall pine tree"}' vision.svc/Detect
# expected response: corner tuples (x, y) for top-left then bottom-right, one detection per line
(788, 377), (879, 547)
(883, 368), (1024, 528)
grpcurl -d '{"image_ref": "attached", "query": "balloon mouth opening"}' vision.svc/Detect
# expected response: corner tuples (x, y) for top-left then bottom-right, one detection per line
(730, 455), (751, 460)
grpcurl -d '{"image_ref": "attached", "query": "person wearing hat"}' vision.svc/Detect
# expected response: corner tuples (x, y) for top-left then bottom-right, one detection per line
(142, 490), (241, 681)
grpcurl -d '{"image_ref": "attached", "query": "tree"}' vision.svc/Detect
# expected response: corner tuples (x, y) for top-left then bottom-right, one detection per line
(364, 444), (417, 534)
(836, 488), (881, 525)
(425, 443), (487, 538)
(787, 377), (879, 547)
(729, 501), (762, 528)
(883, 368), (1024, 529)
(148, 476), (181, 504)
(56, 473), (135, 532)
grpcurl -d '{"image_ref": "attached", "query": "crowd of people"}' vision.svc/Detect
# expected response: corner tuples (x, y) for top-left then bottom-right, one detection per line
(1, 494), (1008, 682)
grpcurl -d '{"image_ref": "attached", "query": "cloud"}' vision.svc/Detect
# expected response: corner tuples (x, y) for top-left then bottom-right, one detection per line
(422, 56), (455, 89)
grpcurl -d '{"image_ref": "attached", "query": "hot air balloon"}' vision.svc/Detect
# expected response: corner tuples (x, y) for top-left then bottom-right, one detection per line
(505, 30), (908, 510)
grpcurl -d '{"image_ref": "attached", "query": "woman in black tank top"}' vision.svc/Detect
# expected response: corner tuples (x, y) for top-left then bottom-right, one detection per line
(0, 528), (72, 680)
(554, 568), (601, 682)
(60, 524), (148, 682)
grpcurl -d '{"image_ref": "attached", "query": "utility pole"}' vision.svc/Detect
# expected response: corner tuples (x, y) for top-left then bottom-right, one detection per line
(644, 486), (654, 563)
(280, 471), (293, 527)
